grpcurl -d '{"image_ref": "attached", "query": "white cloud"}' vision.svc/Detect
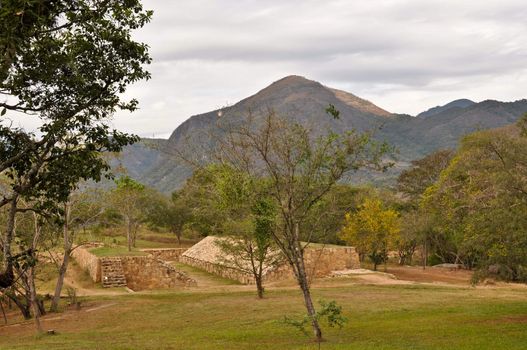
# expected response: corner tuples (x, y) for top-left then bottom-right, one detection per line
(22, 0), (527, 137)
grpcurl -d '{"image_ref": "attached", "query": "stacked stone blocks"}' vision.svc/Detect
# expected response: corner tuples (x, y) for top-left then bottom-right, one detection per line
(100, 257), (127, 288)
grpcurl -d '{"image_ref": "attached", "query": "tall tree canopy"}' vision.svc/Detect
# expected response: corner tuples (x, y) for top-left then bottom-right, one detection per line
(422, 118), (527, 280)
(397, 149), (454, 204)
(0, 0), (152, 287)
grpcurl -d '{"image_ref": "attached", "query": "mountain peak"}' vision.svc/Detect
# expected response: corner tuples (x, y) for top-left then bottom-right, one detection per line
(418, 99), (476, 118)
(263, 75), (322, 92)
(273, 75), (314, 85)
(330, 88), (392, 117)
(245, 75), (391, 118)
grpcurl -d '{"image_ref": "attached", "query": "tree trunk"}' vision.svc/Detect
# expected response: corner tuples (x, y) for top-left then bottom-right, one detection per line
(28, 267), (43, 333)
(126, 217), (132, 252)
(2, 197), (17, 265)
(50, 252), (69, 312)
(175, 230), (182, 246)
(290, 224), (322, 342)
(422, 238), (428, 270)
(384, 247), (388, 272)
(50, 204), (72, 313)
(255, 275), (264, 299)
(0, 197), (17, 288)
(29, 213), (43, 333)
(132, 224), (137, 248)
(0, 298), (7, 324)
(5, 292), (31, 319)
(296, 262), (322, 342)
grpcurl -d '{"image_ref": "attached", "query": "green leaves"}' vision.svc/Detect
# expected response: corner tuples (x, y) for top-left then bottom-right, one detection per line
(423, 125), (527, 280)
(325, 104), (340, 120)
(284, 300), (348, 336)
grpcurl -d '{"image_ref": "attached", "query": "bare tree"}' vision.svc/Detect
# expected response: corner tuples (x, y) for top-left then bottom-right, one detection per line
(210, 111), (390, 341)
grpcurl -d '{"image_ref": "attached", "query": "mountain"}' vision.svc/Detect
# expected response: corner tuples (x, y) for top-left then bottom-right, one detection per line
(386, 99), (527, 153)
(121, 76), (527, 193)
(417, 99), (476, 118)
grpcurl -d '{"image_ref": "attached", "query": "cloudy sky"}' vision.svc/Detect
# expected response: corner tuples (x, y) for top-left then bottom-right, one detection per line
(115, 0), (527, 138)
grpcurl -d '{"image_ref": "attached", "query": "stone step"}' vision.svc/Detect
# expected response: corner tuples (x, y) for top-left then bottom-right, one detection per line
(100, 257), (127, 288)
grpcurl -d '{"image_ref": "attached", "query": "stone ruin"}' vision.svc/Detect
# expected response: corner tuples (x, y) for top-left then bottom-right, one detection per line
(71, 237), (360, 289)
(180, 236), (360, 284)
(71, 244), (196, 291)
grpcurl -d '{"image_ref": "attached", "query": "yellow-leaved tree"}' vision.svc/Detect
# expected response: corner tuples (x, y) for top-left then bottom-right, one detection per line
(339, 198), (400, 271)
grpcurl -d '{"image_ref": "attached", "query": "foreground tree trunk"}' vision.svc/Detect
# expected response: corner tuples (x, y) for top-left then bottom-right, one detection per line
(5, 290), (31, 319)
(293, 244), (322, 342)
(50, 204), (73, 312)
(286, 224), (323, 342)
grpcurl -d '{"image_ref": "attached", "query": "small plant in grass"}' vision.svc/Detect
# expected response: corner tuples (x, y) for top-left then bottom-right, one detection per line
(66, 287), (81, 310)
(284, 300), (348, 347)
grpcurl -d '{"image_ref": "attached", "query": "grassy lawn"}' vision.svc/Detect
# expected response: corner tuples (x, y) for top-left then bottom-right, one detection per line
(88, 238), (190, 257)
(89, 245), (148, 257)
(2, 284), (527, 349)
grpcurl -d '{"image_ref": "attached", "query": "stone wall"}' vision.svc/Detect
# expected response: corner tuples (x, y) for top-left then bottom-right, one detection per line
(304, 247), (360, 277)
(179, 256), (255, 284)
(70, 244), (102, 282)
(120, 256), (197, 291)
(262, 247), (361, 283)
(180, 245), (360, 285)
(70, 243), (196, 290)
(140, 248), (187, 261)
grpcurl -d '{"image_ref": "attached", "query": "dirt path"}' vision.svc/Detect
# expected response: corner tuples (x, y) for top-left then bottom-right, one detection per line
(62, 275), (128, 296)
(387, 265), (473, 285)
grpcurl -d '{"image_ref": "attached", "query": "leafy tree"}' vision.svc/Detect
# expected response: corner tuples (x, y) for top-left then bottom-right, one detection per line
(167, 192), (193, 244)
(176, 168), (225, 237)
(422, 120), (527, 280)
(395, 149), (455, 266)
(339, 198), (400, 271)
(109, 176), (145, 251)
(397, 149), (454, 205)
(142, 189), (192, 245)
(302, 185), (372, 245)
(0, 0), (151, 289)
(397, 210), (427, 266)
(212, 165), (282, 299)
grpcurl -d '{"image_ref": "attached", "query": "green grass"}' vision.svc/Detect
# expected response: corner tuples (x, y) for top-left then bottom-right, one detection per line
(133, 238), (186, 249)
(2, 284), (527, 349)
(88, 245), (148, 257)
